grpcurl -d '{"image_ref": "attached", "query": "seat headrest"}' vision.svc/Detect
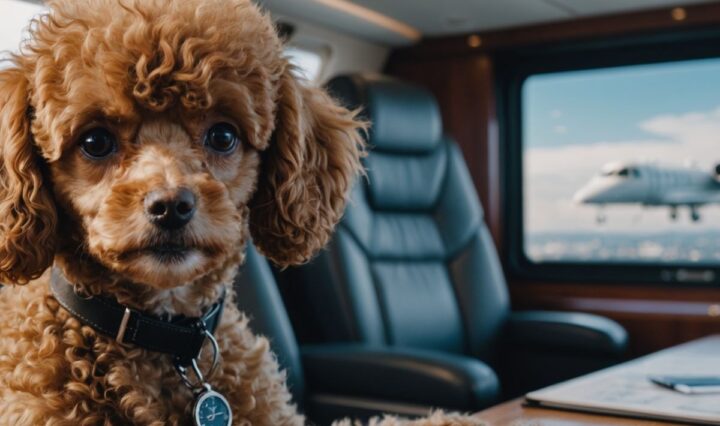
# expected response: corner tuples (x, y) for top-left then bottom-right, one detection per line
(327, 74), (443, 153)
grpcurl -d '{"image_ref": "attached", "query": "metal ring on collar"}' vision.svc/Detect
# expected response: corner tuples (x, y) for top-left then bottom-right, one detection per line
(174, 327), (221, 391)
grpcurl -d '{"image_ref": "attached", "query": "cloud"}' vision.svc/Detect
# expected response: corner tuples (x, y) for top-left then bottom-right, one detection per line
(526, 106), (720, 233)
(526, 139), (677, 178)
(553, 125), (568, 134)
(639, 107), (720, 155)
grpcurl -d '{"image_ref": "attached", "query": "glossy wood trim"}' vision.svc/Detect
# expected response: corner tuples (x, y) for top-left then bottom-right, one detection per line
(510, 281), (720, 303)
(509, 281), (720, 318)
(393, 2), (720, 61)
(509, 281), (720, 356)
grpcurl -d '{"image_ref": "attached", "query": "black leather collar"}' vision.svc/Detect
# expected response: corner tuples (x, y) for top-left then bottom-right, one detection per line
(50, 268), (225, 366)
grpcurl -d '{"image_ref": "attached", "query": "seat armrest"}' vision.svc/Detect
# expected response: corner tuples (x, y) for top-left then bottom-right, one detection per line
(301, 344), (499, 410)
(504, 310), (627, 356)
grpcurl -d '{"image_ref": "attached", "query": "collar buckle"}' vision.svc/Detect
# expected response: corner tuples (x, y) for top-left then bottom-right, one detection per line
(116, 307), (132, 343)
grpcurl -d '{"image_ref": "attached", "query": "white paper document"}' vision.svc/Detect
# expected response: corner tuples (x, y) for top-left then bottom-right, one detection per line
(526, 336), (720, 424)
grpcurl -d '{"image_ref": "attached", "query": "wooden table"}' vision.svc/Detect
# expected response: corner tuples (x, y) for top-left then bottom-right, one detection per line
(475, 398), (687, 425)
(475, 336), (720, 425)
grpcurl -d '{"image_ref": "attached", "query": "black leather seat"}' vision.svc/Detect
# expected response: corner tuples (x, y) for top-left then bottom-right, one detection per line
(279, 73), (628, 401)
(235, 243), (499, 424)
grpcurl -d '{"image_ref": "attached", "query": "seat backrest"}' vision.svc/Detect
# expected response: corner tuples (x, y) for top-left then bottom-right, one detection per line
(287, 74), (510, 362)
(234, 243), (304, 406)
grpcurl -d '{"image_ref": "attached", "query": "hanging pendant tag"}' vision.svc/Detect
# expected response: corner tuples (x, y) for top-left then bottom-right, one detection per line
(176, 325), (231, 426)
(193, 384), (232, 426)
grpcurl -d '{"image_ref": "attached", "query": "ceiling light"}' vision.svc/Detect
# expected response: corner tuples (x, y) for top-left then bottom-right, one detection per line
(467, 34), (482, 48)
(310, 0), (421, 42)
(671, 7), (687, 21)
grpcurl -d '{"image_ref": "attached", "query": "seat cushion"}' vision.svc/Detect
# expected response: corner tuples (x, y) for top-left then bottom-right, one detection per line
(372, 261), (464, 352)
(365, 147), (446, 211)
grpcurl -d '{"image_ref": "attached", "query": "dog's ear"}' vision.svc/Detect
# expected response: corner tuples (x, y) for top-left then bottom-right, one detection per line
(249, 70), (365, 267)
(0, 67), (57, 285)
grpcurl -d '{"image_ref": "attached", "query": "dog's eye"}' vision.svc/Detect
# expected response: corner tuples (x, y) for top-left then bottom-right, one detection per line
(205, 123), (238, 154)
(79, 128), (117, 159)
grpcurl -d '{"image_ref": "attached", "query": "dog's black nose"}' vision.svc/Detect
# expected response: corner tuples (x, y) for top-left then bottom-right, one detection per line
(144, 188), (197, 230)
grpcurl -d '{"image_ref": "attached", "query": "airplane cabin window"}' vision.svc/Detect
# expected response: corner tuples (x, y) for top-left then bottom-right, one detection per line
(523, 58), (720, 268)
(284, 46), (325, 83)
(501, 42), (720, 285)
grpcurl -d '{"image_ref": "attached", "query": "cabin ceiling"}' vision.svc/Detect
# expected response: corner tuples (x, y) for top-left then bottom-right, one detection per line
(256, 0), (720, 46)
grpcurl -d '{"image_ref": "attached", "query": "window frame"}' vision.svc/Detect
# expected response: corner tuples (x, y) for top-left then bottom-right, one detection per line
(495, 26), (720, 287)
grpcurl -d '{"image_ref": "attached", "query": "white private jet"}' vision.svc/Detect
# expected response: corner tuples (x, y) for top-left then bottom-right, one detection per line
(573, 161), (720, 223)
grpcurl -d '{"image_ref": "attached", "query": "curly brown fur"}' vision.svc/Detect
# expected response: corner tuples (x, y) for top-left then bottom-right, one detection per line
(0, 275), (299, 425)
(0, 0), (481, 424)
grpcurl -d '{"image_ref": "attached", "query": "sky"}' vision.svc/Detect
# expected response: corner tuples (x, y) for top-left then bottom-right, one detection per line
(523, 57), (720, 234)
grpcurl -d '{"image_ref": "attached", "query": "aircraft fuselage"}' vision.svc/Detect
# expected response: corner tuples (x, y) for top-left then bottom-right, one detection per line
(574, 163), (720, 207)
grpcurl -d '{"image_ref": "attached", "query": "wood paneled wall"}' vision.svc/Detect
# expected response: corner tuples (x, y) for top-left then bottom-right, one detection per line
(385, 2), (720, 357)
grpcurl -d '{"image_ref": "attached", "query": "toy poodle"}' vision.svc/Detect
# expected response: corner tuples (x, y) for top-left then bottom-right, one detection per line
(0, 0), (482, 424)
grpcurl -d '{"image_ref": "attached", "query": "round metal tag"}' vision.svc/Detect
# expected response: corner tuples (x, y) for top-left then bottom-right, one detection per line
(193, 388), (232, 426)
